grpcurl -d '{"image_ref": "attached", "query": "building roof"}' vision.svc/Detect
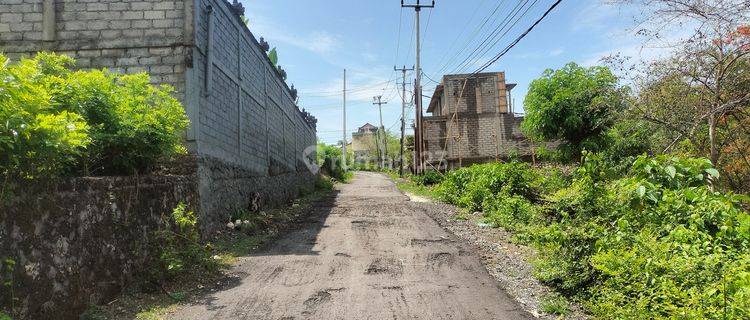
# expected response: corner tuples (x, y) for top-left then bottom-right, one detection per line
(359, 123), (377, 131)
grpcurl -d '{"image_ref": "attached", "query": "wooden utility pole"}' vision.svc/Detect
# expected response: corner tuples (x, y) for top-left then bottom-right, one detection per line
(402, 0), (434, 175)
(342, 69), (347, 170)
(394, 65), (414, 177)
(373, 96), (388, 169)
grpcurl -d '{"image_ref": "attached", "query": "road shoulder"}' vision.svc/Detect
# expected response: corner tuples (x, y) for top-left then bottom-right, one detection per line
(394, 175), (589, 320)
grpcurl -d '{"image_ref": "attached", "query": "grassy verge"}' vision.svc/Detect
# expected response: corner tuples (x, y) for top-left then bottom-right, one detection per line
(391, 156), (750, 319)
(81, 176), (337, 320)
(386, 171), (440, 199)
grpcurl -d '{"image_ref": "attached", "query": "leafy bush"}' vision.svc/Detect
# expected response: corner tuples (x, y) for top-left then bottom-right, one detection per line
(0, 54), (91, 179)
(529, 154), (750, 318)
(540, 294), (570, 316)
(599, 120), (654, 174)
(430, 152), (750, 318)
(482, 194), (537, 231)
(314, 175), (334, 191)
(435, 162), (540, 212)
(0, 52), (188, 178)
(317, 142), (353, 182)
(151, 203), (218, 281)
(411, 170), (443, 186)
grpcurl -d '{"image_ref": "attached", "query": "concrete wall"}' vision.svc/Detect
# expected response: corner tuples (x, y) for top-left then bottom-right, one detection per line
(423, 113), (535, 169)
(0, 0), (319, 233)
(351, 132), (378, 157)
(191, 0), (317, 232)
(0, 176), (198, 320)
(0, 0), (191, 103)
(437, 72), (510, 116)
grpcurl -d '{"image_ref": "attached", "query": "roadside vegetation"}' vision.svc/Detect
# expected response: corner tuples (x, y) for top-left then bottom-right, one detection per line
(317, 142), (353, 182)
(0, 53), (188, 182)
(414, 156), (749, 319)
(0, 52), (339, 319)
(393, 2), (750, 317)
(1, 52), (191, 319)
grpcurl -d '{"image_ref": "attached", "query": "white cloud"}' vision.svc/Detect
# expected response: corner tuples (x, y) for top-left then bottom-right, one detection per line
(573, 1), (634, 34)
(362, 52), (378, 62)
(262, 28), (341, 55)
(300, 71), (396, 104)
(246, 13), (341, 55)
(581, 20), (697, 68)
(305, 31), (341, 55)
(549, 48), (565, 57)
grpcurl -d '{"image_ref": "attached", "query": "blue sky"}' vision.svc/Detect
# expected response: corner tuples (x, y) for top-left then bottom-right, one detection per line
(242, 0), (654, 145)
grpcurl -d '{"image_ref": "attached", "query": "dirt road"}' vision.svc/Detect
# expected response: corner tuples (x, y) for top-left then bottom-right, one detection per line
(168, 172), (532, 320)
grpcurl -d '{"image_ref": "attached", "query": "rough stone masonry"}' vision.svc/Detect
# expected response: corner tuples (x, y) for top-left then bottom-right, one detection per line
(0, 0), (320, 233)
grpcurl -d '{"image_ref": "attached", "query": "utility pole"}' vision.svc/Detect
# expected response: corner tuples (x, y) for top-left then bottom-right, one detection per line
(373, 96), (388, 169)
(402, 0), (434, 175)
(342, 69), (347, 170)
(394, 65), (414, 177)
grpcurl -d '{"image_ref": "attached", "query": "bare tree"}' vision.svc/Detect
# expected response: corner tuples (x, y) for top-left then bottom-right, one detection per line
(612, 0), (750, 189)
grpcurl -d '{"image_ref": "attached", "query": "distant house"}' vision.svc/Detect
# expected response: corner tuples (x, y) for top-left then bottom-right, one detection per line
(351, 123), (380, 162)
(422, 72), (537, 170)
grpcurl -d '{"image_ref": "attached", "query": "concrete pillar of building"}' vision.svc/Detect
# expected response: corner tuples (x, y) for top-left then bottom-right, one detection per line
(42, 0), (56, 41)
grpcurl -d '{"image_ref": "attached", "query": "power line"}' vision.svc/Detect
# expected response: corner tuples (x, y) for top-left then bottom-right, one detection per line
(381, 7), (406, 99)
(421, 6), (434, 49)
(430, 0), (509, 77)
(455, 0), (541, 74)
(393, 8), (404, 68)
(422, 71), (441, 85)
(427, 0), (489, 74)
(299, 76), (400, 97)
(450, 0), (536, 74)
(472, 0), (564, 74)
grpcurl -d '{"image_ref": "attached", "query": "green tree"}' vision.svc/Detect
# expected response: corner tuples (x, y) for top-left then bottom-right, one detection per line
(316, 141), (341, 165)
(608, 0), (750, 191)
(521, 62), (628, 160)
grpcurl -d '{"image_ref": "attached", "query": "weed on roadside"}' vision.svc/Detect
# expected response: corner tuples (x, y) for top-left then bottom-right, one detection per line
(540, 294), (570, 316)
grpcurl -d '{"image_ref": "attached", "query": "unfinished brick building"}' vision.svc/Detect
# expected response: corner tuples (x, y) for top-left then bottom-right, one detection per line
(351, 123), (379, 161)
(423, 72), (533, 170)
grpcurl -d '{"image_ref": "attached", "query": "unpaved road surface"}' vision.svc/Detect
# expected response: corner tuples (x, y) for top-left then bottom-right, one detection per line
(168, 172), (532, 320)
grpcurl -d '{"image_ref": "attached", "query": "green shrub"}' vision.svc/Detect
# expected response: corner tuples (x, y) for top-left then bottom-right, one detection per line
(599, 120), (653, 174)
(482, 194), (537, 231)
(531, 166), (570, 195)
(0, 52), (188, 178)
(316, 141), (356, 181)
(151, 203), (218, 281)
(314, 175), (334, 191)
(528, 154), (750, 318)
(411, 170), (443, 186)
(540, 294), (570, 316)
(0, 54), (91, 179)
(435, 162), (540, 212)
(1, 258), (15, 317)
(430, 152), (750, 318)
